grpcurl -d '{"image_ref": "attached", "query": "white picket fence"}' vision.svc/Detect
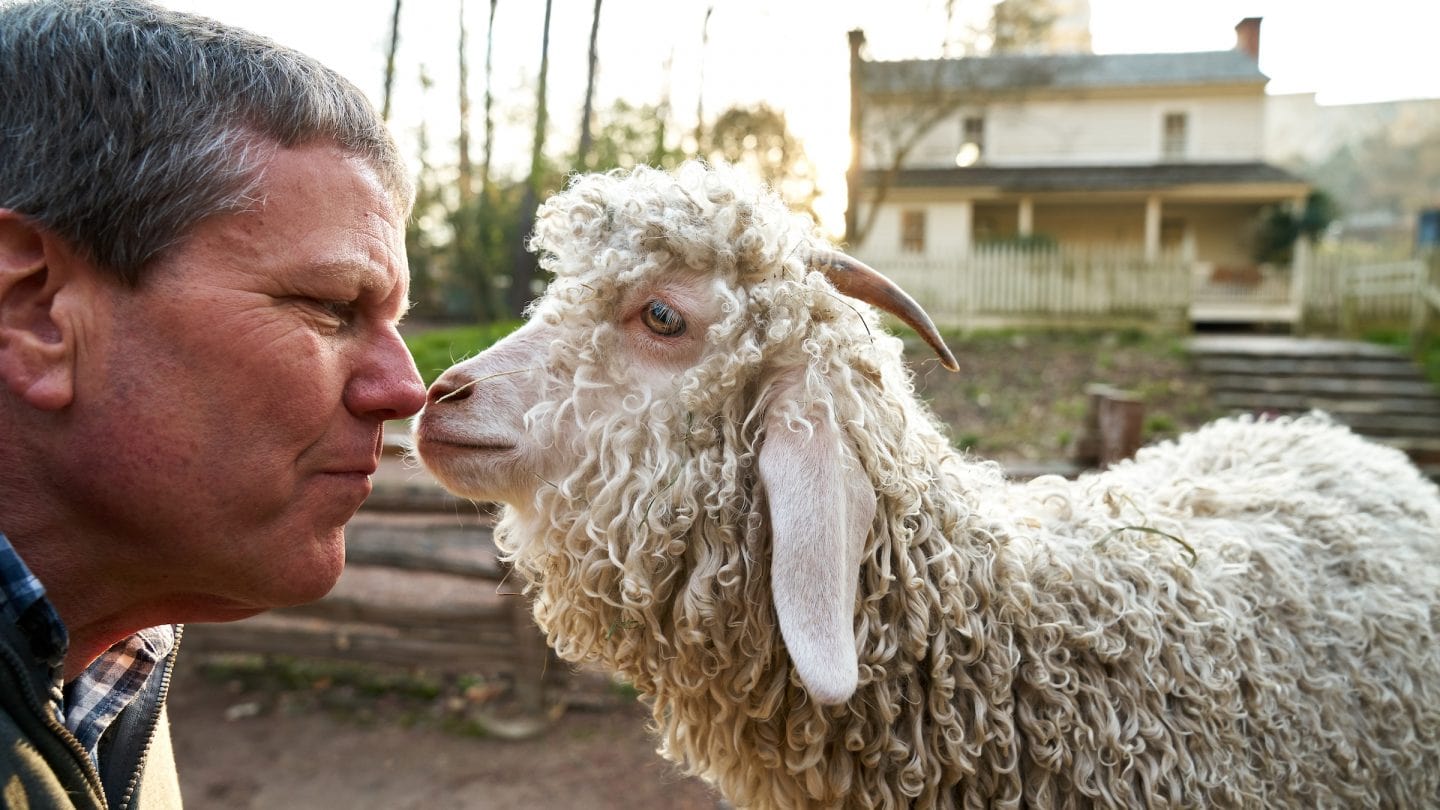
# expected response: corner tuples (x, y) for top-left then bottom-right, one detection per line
(1303, 252), (1430, 330)
(861, 245), (1436, 335)
(872, 246), (1191, 329)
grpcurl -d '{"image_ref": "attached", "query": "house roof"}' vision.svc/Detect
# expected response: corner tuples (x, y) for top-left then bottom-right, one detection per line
(867, 163), (1308, 193)
(860, 50), (1267, 95)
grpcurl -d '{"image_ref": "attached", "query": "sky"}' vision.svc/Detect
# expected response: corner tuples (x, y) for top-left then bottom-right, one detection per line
(159, 0), (1440, 231)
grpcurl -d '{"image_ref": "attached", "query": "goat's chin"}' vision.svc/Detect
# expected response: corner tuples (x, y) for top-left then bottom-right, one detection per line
(414, 442), (531, 505)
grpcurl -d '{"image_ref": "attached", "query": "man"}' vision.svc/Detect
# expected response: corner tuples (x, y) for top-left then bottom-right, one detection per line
(0, 1), (426, 806)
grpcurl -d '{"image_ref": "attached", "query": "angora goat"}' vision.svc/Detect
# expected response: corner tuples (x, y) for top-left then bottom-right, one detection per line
(415, 161), (1440, 808)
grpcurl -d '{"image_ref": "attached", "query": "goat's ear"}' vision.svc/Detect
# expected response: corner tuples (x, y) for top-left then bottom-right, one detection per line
(758, 385), (875, 706)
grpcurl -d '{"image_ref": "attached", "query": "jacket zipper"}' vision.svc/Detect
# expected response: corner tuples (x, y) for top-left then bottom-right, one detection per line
(116, 624), (183, 810)
(0, 639), (107, 805)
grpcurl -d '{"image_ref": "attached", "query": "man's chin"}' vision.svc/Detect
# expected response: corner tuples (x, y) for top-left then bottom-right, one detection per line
(282, 529), (348, 606)
(237, 527), (348, 612)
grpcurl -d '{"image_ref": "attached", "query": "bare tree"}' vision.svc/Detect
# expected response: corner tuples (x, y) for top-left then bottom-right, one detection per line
(457, 0), (474, 203)
(692, 6), (713, 150)
(529, 0), (554, 189)
(989, 0), (1058, 54)
(703, 104), (819, 218)
(507, 0), (554, 317)
(481, 0), (497, 196)
(575, 0), (603, 169)
(845, 1), (1055, 246)
(381, 0), (402, 121)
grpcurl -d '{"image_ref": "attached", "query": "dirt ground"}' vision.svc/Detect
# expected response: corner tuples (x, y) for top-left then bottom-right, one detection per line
(908, 330), (1223, 463)
(166, 329), (1217, 809)
(167, 655), (725, 809)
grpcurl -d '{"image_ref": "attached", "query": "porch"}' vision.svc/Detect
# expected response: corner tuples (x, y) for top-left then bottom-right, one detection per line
(858, 244), (1434, 334)
(862, 163), (1312, 267)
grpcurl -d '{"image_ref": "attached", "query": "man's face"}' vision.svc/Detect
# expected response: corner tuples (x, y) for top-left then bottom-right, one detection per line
(64, 142), (424, 617)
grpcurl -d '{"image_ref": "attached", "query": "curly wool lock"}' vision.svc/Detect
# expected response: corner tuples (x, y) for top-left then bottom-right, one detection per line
(416, 161), (1440, 808)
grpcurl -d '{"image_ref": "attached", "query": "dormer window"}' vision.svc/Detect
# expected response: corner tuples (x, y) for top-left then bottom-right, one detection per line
(1162, 112), (1188, 161)
(957, 115), (986, 166)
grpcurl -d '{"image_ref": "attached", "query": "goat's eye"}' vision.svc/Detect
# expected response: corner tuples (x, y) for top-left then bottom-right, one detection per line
(641, 299), (686, 336)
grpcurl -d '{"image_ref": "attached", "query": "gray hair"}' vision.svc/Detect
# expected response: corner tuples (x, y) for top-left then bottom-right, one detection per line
(0, 0), (413, 285)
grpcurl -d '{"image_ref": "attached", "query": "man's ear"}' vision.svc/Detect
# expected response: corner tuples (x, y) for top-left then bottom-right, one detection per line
(0, 210), (79, 410)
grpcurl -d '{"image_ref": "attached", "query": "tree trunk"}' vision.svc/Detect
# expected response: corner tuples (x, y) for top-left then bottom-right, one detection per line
(575, 0), (603, 169)
(507, 0), (553, 318)
(457, 0), (474, 203)
(480, 0), (497, 196)
(381, 0), (402, 122)
(530, 0), (553, 188)
(693, 6), (713, 153)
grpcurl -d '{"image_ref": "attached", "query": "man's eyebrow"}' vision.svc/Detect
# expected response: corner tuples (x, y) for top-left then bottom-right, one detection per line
(304, 260), (374, 286)
(304, 259), (412, 319)
(304, 259), (392, 294)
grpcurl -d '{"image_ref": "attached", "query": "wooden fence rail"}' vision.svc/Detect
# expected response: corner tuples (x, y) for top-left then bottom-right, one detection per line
(860, 245), (1430, 334)
(872, 246), (1191, 330)
(1414, 252), (1440, 343)
(182, 511), (566, 728)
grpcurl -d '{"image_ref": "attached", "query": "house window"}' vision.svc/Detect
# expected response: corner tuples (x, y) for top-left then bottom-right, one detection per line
(1162, 112), (1188, 160)
(958, 115), (986, 166)
(901, 210), (927, 253)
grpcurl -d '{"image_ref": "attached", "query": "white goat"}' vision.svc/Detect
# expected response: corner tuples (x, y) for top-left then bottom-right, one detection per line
(415, 161), (1440, 808)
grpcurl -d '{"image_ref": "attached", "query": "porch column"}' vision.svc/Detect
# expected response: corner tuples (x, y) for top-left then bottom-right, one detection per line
(958, 199), (974, 254)
(1018, 196), (1034, 237)
(1144, 195), (1162, 261)
(1291, 231), (1311, 329)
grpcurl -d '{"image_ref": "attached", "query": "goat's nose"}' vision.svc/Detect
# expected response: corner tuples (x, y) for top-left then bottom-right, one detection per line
(427, 377), (472, 405)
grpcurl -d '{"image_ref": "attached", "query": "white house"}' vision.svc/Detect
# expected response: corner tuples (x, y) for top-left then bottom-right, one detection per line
(846, 18), (1310, 275)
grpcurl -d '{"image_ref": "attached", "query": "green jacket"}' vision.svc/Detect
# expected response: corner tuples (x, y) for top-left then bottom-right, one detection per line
(0, 621), (183, 809)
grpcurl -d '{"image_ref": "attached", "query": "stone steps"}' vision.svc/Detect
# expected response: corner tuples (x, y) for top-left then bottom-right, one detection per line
(1189, 335), (1440, 481)
(1195, 356), (1426, 380)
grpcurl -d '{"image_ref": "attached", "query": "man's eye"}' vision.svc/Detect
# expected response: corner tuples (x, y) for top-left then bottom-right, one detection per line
(323, 300), (356, 319)
(304, 298), (356, 323)
(641, 299), (685, 336)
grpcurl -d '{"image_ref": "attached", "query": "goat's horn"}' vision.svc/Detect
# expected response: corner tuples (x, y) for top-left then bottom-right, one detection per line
(811, 251), (959, 372)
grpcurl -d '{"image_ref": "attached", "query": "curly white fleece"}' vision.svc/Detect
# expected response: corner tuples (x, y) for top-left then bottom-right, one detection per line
(477, 162), (1440, 808)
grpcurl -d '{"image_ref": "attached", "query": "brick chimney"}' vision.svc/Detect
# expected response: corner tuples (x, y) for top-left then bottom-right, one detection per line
(1234, 17), (1261, 60)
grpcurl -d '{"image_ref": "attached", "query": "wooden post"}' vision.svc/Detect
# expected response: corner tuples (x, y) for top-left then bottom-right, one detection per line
(1097, 394), (1145, 468)
(1075, 383), (1145, 469)
(505, 571), (550, 716)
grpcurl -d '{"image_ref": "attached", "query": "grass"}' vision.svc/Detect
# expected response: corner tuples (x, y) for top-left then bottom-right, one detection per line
(405, 320), (523, 386)
(1360, 328), (1440, 388)
(903, 327), (1222, 463)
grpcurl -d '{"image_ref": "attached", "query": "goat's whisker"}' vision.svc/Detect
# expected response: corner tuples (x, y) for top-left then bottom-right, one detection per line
(437, 367), (536, 402)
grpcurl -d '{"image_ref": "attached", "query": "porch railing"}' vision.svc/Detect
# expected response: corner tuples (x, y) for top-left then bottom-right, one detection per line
(867, 245), (1190, 329)
(859, 244), (1432, 335)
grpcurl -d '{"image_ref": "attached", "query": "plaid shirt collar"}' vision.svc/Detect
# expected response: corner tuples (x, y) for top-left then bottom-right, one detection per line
(0, 531), (175, 765)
